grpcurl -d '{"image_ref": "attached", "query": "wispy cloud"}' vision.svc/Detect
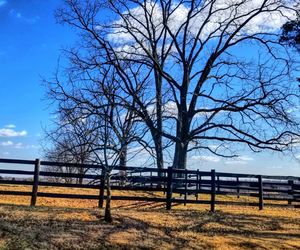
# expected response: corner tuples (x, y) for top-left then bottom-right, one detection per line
(0, 0), (7, 7)
(0, 140), (13, 146)
(0, 140), (39, 149)
(108, 1), (294, 56)
(0, 128), (27, 137)
(9, 9), (40, 24)
(5, 124), (16, 128)
(224, 160), (248, 165)
(13, 142), (23, 149)
(224, 156), (254, 165)
(191, 155), (221, 162)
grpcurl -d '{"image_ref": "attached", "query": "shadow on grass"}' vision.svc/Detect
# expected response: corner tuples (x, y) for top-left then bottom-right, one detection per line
(0, 204), (299, 249)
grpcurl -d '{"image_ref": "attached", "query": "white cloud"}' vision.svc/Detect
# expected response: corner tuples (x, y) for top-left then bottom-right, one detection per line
(0, 1), (6, 7)
(0, 140), (39, 149)
(9, 9), (40, 23)
(287, 106), (300, 115)
(287, 137), (300, 148)
(13, 142), (23, 149)
(149, 101), (217, 119)
(224, 160), (248, 165)
(9, 9), (21, 18)
(107, 0), (295, 56)
(0, 141), (13, 146)
(11, 143), (39, 149)
(224, 155), (254, 165)
(267, 165), (283, 169)
(0, 128), (27, 137)
(5, 124), (16, 128)
(237, 156), (254, 161)
(191, 155), (221, 162)
(26, 144), (39, 149)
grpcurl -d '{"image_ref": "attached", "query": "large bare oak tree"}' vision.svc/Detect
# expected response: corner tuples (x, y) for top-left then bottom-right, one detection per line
(51, 0), (300, 171)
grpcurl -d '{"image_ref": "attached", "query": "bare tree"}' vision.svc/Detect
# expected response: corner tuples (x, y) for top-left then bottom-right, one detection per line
(54, 0), (300, 171)
(44, 110), (97, 184)
(44, 141), (81, 184)
(45, 61), (148, 221)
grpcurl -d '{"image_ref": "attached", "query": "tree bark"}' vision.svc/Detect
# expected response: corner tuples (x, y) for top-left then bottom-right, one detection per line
(119, 145), (127, 186)
(154, 69), (164, 173)
(173, 93), (190, 171)
(78, 166), (84, 185)
(155, 133), (164, 172)
(104, 174), (112, 223)
(173, 141), (188, 170)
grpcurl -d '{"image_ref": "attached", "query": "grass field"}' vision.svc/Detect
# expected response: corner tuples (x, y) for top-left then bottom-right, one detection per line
(0, 185), (300, 249)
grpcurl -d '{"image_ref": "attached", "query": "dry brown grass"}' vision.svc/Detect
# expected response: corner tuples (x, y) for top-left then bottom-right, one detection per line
(0, 185), (299, 250)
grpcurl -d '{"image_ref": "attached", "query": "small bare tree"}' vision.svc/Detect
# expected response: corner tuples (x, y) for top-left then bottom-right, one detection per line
(45, 62), (148, 222)
(44, 110), (97, 184)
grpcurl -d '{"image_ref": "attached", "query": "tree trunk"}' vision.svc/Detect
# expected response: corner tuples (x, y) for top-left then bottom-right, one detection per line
(154, 68), (164, 173)
(104, 174), (112, 223)
(78, 166), (84, 185)
(155, 133), (164, 173)
(119, 145), (127, 186)
(172, 99), (189, 172)
(173, 141), (188, 170)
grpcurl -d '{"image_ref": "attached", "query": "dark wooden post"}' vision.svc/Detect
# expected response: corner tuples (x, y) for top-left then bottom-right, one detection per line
(196, 169), (199, 200)
(184, 169), (188, 206)
(98, 169), (106, 208)
(288, 180), (294, 205)
(210, 169), (216, 212)
(217, 175), (220, 192)
(30, 159), (40, 206)
(199, 175), (202, 193)
(236, 177), (240, 198)
(258, 175), (264, 210)
(166, 167), (173, 210)
(163, 170), (166, 194)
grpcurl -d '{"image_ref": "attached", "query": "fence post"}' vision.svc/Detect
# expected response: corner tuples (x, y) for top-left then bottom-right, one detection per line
(166, 167), (173, 210)
(236, 177), (240, 198)
(288, 180), (294, 205)
(30, 159), (40, 206)
(258, 175), (264, 210)
(199, 174), (202, 194)
(210, 169), (216, 212)
(98, 168), (106, 208)
(196, 169), (199, 200)
(184, 169), (188, 206)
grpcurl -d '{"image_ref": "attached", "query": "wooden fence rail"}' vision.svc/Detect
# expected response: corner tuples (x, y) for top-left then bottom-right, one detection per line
(0, 158), (300, 211)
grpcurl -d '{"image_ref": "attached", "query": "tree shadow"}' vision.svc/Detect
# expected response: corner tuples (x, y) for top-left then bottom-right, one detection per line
(0, 204), (299, 249)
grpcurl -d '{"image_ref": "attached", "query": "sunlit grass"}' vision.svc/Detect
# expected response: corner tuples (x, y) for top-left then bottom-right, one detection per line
(0, 185), (299, 249)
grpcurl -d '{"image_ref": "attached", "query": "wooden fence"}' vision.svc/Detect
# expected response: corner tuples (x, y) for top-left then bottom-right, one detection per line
(0, 158), (300, 211)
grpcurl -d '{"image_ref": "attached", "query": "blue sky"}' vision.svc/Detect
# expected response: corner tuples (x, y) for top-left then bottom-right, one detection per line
(0, 0), (299, 176)
(0, 0), (74, 159)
